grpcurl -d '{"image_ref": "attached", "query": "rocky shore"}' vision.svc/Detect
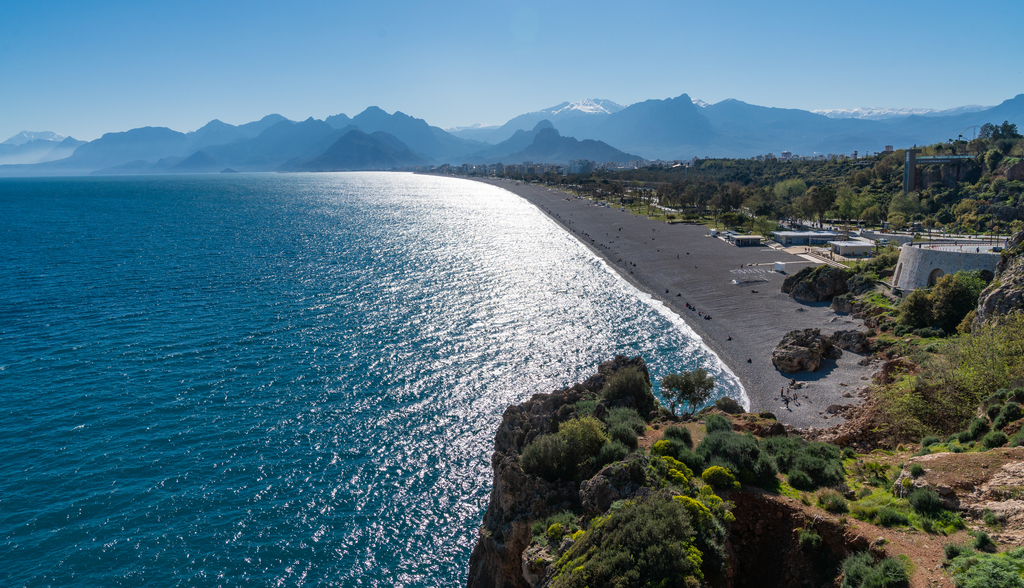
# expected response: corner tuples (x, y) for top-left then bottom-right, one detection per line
(469, 177), (875, 430)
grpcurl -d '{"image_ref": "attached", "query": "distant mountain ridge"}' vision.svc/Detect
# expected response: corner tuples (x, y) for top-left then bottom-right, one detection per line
(3, 93), (1023, 176)
(2, 131), (67, 145)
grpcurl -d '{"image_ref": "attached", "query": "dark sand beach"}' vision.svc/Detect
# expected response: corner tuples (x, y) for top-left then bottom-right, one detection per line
(476, 177), (875, 430)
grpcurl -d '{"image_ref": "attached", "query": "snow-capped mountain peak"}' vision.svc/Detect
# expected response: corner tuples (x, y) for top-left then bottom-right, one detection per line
(812, 105), (990, 120)
(692, 99), (709, 108)
(2, 131), (67, 146)
(550, 99), (624, 116)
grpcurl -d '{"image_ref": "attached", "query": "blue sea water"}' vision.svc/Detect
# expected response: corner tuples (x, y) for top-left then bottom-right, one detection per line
(0, 173), (742, 587)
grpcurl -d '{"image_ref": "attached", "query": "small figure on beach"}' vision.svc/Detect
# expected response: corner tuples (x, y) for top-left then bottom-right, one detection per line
(747, 358), (752, 363)
(727, 336), (732, 341)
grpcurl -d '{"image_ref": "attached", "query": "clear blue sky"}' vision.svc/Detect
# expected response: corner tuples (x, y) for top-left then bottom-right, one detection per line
(2, 0), (1022, 141)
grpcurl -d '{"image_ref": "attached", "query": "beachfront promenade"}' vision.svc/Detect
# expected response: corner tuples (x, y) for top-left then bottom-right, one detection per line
(477, 178), (876, 430)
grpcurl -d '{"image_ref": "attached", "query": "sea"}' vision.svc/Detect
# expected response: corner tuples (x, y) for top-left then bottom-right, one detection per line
(0, 173), (743, 587)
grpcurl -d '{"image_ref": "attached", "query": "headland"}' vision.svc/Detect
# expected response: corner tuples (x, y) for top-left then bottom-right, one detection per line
(472, 177), (876, 429)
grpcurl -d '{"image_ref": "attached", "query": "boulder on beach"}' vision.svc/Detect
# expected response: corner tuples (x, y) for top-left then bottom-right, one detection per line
(772, 328), (841, 373)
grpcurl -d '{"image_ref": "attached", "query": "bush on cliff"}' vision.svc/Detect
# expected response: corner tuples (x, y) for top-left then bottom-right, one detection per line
(521, 416), (609, 481)
(695, 430), (777, 486)
(601, 367), (657, 417)
(663, 426), (693, 448)
(521, 434), (573, 480)
(605, 407), (646, 434)
(551, 493), (723, 588)
(840, 552), (909, 588)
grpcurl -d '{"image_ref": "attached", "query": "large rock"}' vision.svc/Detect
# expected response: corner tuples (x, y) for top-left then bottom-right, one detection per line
(466, 356), (649, 588)
(1006, 161), (1024, 182)
(579, 454), (649, 514)
(830, 330), (869, 353)
(974, 230), (1024, 329)
(781, 265), (851, 302)
(772, 328), (841, 373)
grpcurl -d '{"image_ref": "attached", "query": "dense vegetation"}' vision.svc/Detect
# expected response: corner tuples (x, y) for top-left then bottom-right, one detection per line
(499, 127), (1024, 237)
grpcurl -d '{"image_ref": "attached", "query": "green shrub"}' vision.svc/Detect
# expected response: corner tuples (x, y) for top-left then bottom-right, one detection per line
(913, 446), (931, 457)
(973, 531), (997, 553)
(596, 440), (630, 467)
(605, 407), (646, 435)
(550, 494), (717, 588)
(608, 423), (639, 449)
(798, 529), (821, 551)
(982, 431), (1009, 449)
(702, 465), (738, 489)
(521, 434), (572, 480)
(547, 522), (565, 543)
(987, 403), (1004, 420)
(921, 435), (941, 448)
(968, 417), (990, 440)
(788, 469), (814, 490)
(574, 398), (598, 417)
(948, 551), (1024, 588)
(663, 426), (693, 448)
(704, 414), (732, 433)
(762, 437), (845, 489)
(600, 367), (656, 417)
(876, 507), (910, 527)
(843, 446), (856, 459)
(559, 416), (610, 456)
(675, 448), (706, 476)
(982, 508), (1006, 527)
(908, 487), (944, 516)
(1011, 433), (1024, 448)
(994, 401), (1023, 430)
(818, 489), (849, 513)
(696, 430), (776, 485)
(909, 464), (925, 477)
(840, 552), (909, 588)
(714, 396), (744, 414)
(943, 542), (970, 560)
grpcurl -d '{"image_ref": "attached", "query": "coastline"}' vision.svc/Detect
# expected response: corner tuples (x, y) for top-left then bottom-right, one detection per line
(471, 177), (875, 430)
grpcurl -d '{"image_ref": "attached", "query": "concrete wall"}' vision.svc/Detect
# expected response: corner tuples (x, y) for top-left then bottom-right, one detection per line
(892, 245), (999, 291)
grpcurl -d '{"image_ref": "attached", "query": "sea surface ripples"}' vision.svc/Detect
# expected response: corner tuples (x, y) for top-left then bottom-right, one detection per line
(0, 173), (742, 586)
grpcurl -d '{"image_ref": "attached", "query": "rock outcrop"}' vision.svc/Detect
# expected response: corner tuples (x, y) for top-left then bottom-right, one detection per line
(466, 356), (649, 588)
(830, 330), (870, 353)
(578, 454), (649, 514)
(974, 230), (1024, 328)
(781, 265), (851, 302)
(771, 328), (841, 373)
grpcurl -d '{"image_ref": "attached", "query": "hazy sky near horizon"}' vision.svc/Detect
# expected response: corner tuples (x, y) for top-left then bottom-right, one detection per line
(2, 0), (1022, 141)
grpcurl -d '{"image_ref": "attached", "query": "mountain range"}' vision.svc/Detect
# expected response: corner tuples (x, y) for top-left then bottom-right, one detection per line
(2, 93), (1023, 176)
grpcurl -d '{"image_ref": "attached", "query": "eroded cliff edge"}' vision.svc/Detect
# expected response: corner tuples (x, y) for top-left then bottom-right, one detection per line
(466, 356), (648, 588)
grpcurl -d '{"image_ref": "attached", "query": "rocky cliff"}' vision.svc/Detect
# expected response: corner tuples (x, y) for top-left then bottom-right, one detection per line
(974, 229), (1024, 327)
(466, 356), (650, 588)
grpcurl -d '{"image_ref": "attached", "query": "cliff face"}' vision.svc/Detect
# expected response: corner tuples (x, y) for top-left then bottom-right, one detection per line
(974, 230), (1024, 328)
(466, 356), (650, 588)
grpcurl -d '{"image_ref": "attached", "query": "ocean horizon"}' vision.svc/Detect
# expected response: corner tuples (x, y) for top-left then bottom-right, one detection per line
(0, 172), (743, 586)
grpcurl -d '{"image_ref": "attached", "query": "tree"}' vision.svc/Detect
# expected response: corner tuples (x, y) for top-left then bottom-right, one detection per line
(861, 205), (883, 226)
(889, 191), (921, 219)
(807, 185), (836, 226)
(931, 271), (987, 333)
(887, 212), (907, 230)
(661, 369), (716, 415)
(834, 186), (857, 223)
(752, 216), (777, 238)
(774, 178), (808, 200)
